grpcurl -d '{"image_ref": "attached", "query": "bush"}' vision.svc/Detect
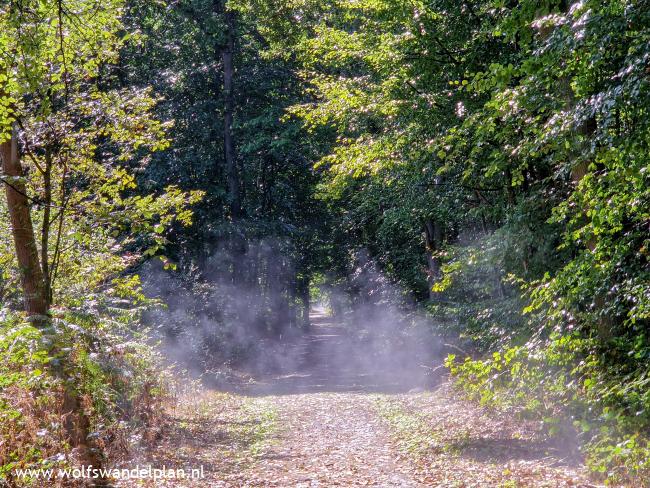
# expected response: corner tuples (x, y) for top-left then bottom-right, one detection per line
(0, 307), (170, 486)
(446, 331), (650, 486)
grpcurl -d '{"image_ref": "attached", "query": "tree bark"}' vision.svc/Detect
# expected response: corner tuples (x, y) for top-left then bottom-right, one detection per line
(1, 126), (48, 318)
(41, 148), (53, 305)
(424, 219), (443, 301)
(298, 276), (310, 329)
(223, 8), (241, 219)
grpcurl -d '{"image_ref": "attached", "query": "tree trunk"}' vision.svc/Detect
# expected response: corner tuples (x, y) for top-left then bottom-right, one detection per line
(42, 149), (53, 305)
(223, 8), (241, 219)
(298, 277), (310, 329)
(424, 219), (443, 301)
(1, 126), (48, 318)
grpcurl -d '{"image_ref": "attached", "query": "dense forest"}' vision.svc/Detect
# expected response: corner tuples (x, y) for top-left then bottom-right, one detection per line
(1, 0), (649, 486)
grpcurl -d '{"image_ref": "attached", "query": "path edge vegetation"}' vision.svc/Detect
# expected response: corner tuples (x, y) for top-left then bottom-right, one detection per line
(0, 0), (202, 483)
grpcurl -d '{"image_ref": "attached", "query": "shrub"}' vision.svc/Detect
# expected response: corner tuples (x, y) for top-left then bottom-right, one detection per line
(446, 331), (650, 485)
(0, 307), (170, 486)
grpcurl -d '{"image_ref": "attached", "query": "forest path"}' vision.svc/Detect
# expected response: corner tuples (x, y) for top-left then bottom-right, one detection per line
(127, 311), (594, 487)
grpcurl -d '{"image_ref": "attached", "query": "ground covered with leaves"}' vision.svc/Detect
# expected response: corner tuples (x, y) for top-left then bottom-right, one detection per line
(135, 315), (598, 487)
(135, 384), (596, 487)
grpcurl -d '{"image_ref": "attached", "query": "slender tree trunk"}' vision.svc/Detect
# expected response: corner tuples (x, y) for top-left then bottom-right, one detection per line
(1, 126), (48, 318)
(504, 167), (516, 206)
(223, 8), (241, 219)
(424, 219), (443, 301)
(288, 271), (298, 329)
(42, 149), (53, 304)
(298, 276), (310, 329)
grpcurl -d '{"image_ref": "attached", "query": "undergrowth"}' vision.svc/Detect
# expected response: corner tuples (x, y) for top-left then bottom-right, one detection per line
(446, 332), (650, 486)
(0, 307), (171, 486)
(237, 400), (279, 460)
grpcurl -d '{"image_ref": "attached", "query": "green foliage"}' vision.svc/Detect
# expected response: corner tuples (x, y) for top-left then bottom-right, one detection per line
(0, 0), (203, 479)
(0, 0), (205, 309)
(2, 0), (648, 483)
(447, 331), (650, 485)
(0, 306), (170, 483)
(0, 0), (125, 137)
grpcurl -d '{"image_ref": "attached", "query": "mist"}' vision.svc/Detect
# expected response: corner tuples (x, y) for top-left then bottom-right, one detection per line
(141, 244), (446, 395)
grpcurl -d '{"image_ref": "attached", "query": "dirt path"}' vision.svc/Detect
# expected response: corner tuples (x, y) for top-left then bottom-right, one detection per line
(229, 393), (420, 487)
(126, 312), (595, 487)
